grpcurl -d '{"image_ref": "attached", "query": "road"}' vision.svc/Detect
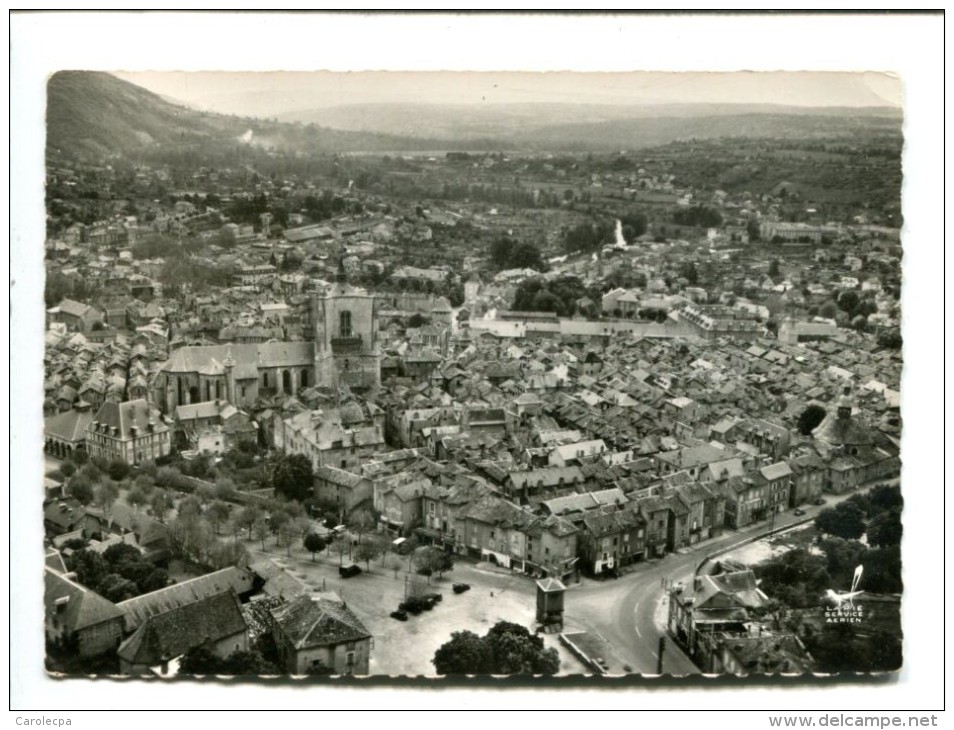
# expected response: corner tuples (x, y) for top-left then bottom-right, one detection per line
(567, 479), (896, 675)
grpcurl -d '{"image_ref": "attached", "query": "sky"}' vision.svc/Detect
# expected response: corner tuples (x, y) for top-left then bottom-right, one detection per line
(112, 70), (903, 118)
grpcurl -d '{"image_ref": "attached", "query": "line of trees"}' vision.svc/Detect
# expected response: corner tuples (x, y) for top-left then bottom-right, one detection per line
(65, 543), (169, 603)
(432, 621), (560, 675)
(488, 236), (547, 272)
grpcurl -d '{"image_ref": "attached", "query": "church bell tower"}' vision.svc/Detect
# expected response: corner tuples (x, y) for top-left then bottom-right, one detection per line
(313, 261), (380, 392)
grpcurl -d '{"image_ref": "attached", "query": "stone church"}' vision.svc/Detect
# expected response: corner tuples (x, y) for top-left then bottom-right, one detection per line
(152, 268), (380, 414)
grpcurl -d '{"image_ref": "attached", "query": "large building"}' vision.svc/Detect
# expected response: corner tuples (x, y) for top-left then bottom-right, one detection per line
(314, 266), (380, 393)
(152, 265), (380, 414)
(85, 399), (172, 465)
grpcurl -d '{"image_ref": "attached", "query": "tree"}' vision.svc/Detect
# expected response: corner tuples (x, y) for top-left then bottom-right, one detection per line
(877, 329), (902, 350)
(67, 473), (95, 506)
(208, 541), (249, 571)
(236, 505), (262, 540)
(103, 542), (142, 566)
(269, 510), (290, 548)
(156, 466), (183, 489)
(837, 290), (860, 314)
(168, 516), (214, 564)
(219, 649), (279, 676)
(619, 213), (648, 242)
(149, 489), (174, 523)
(746, 218), (761, 242)
(178, 646), (223, 675)
(407, 313), (431, 328)
(133, 473), (155, 494)
(797, 404), (827, 436)
(177, 495), (203, 521)
(485, 621), (560, 674)
(271, 454), (314, 502)
(768, 259), (781, 279)
(107, 460), (131, 482)
(252, 516), (271, 551)
(432, 630), (493, 675)
(94, 480), (120, 517)
(413, 546), (454, 579)
(432, 621), (559, 675)
(206, 500), (232, 535)
(330, 532), (351, 566)
(195, 483), (216, 506)
(354, 538), (385, 571)
(304, 532), (327, 561)
(815, 502), (866, 540)
(754, 548), (831, 609)
(866, 509), (903, 548)
(59, 461), (76, 478)
(819, 300), (838, 320)
(68, 549), (110, 589)
(97, 573), (140, 603)
(214, 476), (237, 501)
(678, 261), (699, 286)
(868, 484), (903, 515)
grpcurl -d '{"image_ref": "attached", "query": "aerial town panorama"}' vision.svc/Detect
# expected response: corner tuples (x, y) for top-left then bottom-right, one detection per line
(41, 71), (903, 679)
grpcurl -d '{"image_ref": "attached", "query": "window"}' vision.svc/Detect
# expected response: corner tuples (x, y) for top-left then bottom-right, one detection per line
(340, 311), (353, 338)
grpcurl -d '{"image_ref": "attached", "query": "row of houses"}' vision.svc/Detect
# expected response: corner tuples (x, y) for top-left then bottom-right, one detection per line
(45, 554), (373, 677)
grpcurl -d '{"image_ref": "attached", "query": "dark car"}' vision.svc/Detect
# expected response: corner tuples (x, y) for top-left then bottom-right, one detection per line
(339, 564), (362, 578)
(813, 497), (828, 506)
(452, 583), (471, 594)
(399, 597), (427, 615)
(390, 609), (408, 621)
(793, 508), (807, 516)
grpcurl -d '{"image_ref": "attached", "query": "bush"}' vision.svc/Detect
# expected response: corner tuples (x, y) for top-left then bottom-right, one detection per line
(107, 461), (131, 481)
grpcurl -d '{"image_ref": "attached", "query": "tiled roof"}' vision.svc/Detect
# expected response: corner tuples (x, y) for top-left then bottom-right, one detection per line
(117, 566), (254, 633)
(90, 399), (167, 441)
(161, 342), (314, 373)
(45, 566), (124, 633)
(45, 407), (93, 442)
(117, 590), (247, 667)
(270, 594), (371, 649)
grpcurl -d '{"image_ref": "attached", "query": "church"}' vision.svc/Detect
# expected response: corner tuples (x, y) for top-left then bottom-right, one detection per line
(152, 267), (380, 414)
(811, 386), (900, 493)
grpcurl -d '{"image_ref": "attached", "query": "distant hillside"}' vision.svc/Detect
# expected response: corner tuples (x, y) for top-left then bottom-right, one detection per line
(45, 71), (457, 161)
(46, 72), (904, 162)
(280, 102), (903, 150)
(46, 71), (240, 159)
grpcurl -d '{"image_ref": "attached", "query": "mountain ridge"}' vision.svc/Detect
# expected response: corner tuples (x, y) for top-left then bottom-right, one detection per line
(46, 71), (903, 161)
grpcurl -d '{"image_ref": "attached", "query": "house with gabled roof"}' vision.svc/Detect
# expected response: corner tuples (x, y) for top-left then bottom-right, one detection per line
(116, 566), (255, 634)
(118, 590), (248, 676)
(270, 593), (372, 675)
(578, 506), (647, 575)
(44, 402), (94, 460)
(85, 398), (171, 465)
(45, 566), (125, 657)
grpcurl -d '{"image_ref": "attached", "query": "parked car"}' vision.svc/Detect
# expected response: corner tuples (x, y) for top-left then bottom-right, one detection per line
(793, 508), (806, 516)
(390, 609), (408, 621)
(399, 596), (429, 614)
(339, 564), (362, 578)
(813, 497), (828, 506)
(452, 583), (471, 594)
